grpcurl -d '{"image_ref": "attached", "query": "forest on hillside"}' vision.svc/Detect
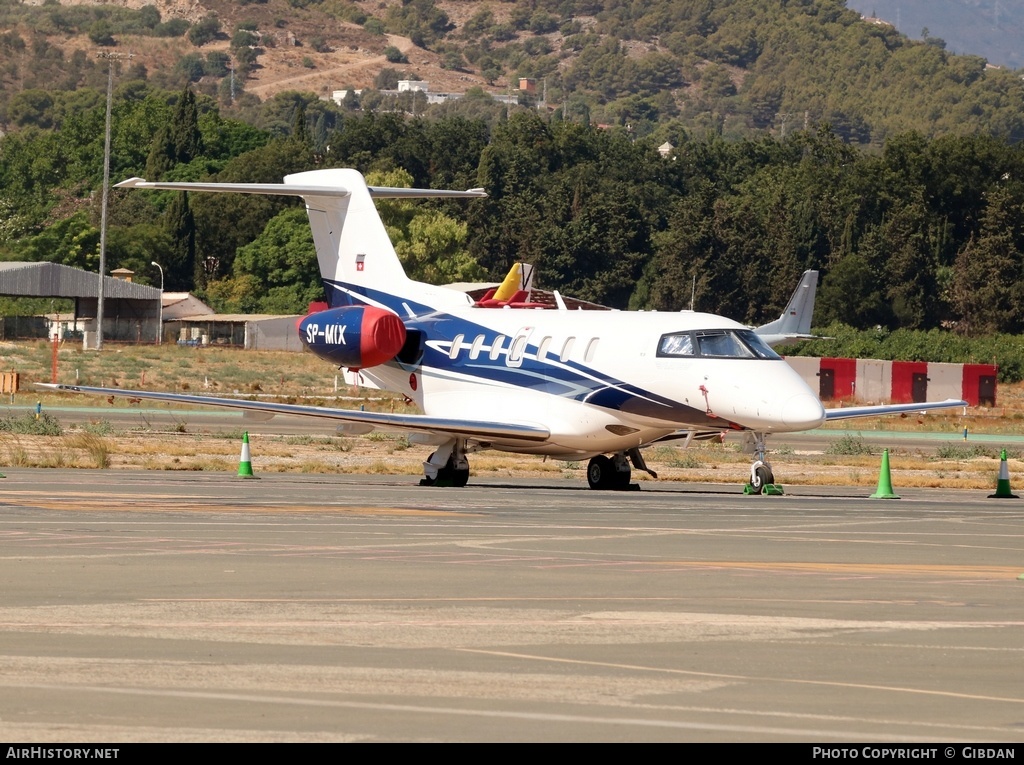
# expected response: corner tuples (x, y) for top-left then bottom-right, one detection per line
(2, 81), (1024, 341)
(0, 0), (1023, 143)
(2, 1), (1024, 375)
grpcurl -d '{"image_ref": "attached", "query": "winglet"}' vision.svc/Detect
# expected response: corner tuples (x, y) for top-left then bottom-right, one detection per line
(114, 177), (148, 188)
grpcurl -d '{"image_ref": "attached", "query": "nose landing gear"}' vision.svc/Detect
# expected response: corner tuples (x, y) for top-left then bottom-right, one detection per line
(743, 432), (784, 495)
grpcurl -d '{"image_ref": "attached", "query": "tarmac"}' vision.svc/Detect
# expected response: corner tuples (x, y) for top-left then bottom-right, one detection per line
(1, 468), (1023, 742)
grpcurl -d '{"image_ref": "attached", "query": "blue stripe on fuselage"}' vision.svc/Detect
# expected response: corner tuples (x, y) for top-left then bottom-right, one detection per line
(323, 279), (732, 428)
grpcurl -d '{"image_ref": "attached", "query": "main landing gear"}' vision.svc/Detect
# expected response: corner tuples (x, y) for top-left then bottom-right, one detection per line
(743, 432), (784, 495)
(420, 438), (470, 487)
(586, 448), (657, 490)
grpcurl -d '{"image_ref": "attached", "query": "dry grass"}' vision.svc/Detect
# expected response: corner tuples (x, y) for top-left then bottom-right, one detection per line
(3, 340), (1021, 490)
(0, 426), (1014, 491)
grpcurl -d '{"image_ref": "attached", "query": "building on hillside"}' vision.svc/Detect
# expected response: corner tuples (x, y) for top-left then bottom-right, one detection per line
(330, 80), (519, 108)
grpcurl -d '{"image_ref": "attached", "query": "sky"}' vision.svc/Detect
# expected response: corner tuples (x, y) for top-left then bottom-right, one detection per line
(844, 0), (1023, 69)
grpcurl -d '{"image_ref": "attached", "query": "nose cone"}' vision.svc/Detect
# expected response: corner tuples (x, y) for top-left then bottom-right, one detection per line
(782, 393), (826, 430)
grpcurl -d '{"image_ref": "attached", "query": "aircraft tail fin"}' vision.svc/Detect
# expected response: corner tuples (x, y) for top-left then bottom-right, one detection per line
(116, 169), (486, 312)
(754, 269), (819, 347)
(491, 262), (537, 303)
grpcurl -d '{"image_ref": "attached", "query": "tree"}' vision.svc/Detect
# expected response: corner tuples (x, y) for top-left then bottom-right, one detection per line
(231, 207), (322, 312)
(144, 126), (175, 180)
(950, 186), (1024, 335)
(384, 46), (407, 64)
(396, 210), (482, 284)
(172, 86), (204, 164)
(817, 253), (888, 328)
(191, 138), (315, 282)
(14, 212), (99, 270)
(164, 192), (197, 291)
(188, 14), (221, 46)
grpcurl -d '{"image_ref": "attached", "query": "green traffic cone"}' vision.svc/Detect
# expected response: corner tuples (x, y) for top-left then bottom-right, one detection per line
(870, 448), (900, 499)
(988, 449), (1018, 499)
(237, 431), (257, 479)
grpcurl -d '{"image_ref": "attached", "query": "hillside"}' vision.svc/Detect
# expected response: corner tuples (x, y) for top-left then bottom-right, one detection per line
(2, 0), (1023, 143)
(845, 0), (1024, 69)
(3, 0), (497, 104)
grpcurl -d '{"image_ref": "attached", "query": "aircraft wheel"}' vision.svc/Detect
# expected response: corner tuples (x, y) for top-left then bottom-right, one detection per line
(751, 464), (774, 492)
(451, 467), (470, 487)
(612, 467), (632, 489)
(587, 455), (614, 490)
(425, 453), (470, 488)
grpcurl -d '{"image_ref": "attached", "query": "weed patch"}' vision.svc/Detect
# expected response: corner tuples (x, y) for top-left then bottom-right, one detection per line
(826, 434), (874, 456)
(935, 443), (998, 460)
(0, 412), (62, 436)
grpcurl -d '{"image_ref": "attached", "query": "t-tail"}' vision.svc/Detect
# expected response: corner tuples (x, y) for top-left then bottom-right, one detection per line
(115, 168), (486, 314)
(754, 269), (821, 347)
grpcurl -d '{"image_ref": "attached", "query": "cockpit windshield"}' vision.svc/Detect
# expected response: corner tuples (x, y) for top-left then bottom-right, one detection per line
(657, 329), (781, 360)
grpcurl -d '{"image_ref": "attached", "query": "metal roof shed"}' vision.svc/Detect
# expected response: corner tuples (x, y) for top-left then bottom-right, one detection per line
(0, 262), (161, 343)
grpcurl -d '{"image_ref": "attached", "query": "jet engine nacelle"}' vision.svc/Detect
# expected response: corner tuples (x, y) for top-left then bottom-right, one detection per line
(298, 306), (407, 369)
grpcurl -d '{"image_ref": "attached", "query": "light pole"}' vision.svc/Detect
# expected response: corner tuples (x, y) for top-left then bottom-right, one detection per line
(95, 52), (114, 350)
(95, 50), (132, 350)
(151, 261), (163, 345)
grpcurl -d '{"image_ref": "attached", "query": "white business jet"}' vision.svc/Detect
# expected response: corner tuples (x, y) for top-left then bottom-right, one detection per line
(38, 169), (966, 491)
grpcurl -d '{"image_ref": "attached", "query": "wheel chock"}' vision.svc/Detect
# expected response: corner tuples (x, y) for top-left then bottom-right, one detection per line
(743, 483), (785, 495)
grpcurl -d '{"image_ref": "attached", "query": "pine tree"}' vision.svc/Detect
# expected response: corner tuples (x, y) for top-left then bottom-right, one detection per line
(172, 86), (204, 165)
(164, 192), (196, 292)
(950, 187), (1024, 335)
(145, 125), (175, 181)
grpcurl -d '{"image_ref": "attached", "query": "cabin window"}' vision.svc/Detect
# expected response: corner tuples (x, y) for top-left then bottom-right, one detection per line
(537, 336), (551, 361)
(560, 337), (575, 363)
(584, 337), (599, 362)
(658, 333), (694, 357)
(695, 330), (751, 358)
(469, 335), (485, 360)
(735, 329), (781, 360)
(449, 334), (464, 359)
(489, 335), (506, 361)
(509, 335), (527, 364)
(657, 329), (781, 360)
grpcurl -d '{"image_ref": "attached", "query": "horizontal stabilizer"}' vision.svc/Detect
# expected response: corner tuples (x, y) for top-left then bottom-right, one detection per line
(114, 177), (487, 199)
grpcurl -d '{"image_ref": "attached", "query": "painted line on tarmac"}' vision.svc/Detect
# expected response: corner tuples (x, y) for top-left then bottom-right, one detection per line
(0, 682), (957, 742)
(456, 648), (1024, 706)
(648, 561), (1024, 579)
(0, 490), (469, 517)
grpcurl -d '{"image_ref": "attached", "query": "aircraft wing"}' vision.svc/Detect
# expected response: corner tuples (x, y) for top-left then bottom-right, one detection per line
(35, 383), (550, 442)
(824, 399), (967, 421)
